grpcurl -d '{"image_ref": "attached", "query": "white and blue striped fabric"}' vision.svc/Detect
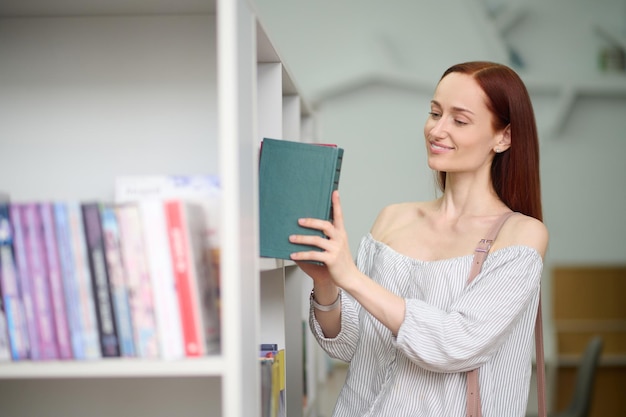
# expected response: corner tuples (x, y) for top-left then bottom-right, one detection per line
(310, 233), (542, 417)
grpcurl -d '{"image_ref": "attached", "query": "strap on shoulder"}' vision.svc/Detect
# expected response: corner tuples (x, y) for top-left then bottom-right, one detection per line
(465, 210), (547, 417)
(466, 211), (517, 286)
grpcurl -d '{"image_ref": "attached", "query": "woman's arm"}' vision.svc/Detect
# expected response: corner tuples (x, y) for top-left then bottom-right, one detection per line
(292, 191), (406, 336)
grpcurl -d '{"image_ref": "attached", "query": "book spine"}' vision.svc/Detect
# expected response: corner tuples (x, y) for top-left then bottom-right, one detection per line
(329, 148), (344, 221)
(115, 204), (159, 358)
(138, 201), (184, 360)
(164, 200), (203, 357)
(185, 203), (220, 355)
(10, 204), (40, 360)
(0, 203), (29, 360)
(67, 202), (101, 359)
(21, 203), (59, 360)
(53, 202), (85, 359)
(39, 202), (73, 360)
(81, 202), (120, 358)
(99, 205), (136, 357)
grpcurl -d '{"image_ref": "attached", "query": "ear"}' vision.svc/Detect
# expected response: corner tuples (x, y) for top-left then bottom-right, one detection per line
(494, 124), (511, 153)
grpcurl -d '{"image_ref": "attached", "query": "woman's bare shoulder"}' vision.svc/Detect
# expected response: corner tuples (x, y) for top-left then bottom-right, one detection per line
(498, 213), (549, 258)
(370, 201), (432, 239)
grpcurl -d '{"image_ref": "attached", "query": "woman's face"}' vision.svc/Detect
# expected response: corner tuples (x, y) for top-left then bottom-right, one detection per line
(424, 72), (504, 175)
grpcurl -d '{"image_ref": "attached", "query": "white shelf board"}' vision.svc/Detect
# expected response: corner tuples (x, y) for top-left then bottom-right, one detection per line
(259, 257), (284, 271)
(0, 356), (225, 379)
(0, 0), (216, 16)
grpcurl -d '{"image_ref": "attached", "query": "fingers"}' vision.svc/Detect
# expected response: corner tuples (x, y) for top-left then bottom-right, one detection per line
(297, 191), (343, 236)
(289, 232), (332, 251)
(290, 249), (326, 263)
(331, 190), (345, 230)
(296, 217), (334, 238)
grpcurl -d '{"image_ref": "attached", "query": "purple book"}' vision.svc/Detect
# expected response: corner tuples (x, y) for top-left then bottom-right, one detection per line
(21, 203), (59, 360)
(9, 204), (40, 360)
(39, 202), (73, 360)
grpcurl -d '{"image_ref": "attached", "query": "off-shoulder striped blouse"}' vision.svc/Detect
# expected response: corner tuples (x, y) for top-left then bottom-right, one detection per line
(310, 233), (543, 417)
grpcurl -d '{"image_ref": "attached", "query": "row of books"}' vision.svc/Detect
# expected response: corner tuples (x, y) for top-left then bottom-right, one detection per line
(260, 344), (286, 417)
(0, 175), (222, 361)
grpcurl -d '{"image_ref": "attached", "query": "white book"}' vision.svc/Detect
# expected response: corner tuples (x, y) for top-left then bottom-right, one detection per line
(138, 200), (184, 360)
(115, 203), (159, 359)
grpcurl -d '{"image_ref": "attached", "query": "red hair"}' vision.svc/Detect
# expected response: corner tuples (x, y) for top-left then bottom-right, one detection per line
(436, 61), (543, 221)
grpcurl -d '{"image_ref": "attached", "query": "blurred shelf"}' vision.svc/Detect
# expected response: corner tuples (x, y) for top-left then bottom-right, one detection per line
(0, 356), (224, 379)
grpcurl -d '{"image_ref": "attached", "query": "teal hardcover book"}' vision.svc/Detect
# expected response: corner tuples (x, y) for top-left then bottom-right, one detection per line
(259, 138), (344, 260)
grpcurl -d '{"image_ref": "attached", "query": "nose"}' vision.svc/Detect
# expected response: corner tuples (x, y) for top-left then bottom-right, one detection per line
(426, 117), (447, 140)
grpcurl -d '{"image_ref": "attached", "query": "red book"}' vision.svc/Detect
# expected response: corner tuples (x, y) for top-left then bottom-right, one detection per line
(164, 200), (219, 357)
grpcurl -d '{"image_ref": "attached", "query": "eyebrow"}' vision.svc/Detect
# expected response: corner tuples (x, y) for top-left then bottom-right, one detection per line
(430, 100), (475, 115)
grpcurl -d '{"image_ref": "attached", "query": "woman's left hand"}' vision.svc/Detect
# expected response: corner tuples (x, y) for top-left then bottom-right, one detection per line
(289, 190), (357, 288)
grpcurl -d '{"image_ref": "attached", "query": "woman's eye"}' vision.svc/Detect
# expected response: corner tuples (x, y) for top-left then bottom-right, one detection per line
(454, 119), (468, 126)
(428, 111), (441, 119)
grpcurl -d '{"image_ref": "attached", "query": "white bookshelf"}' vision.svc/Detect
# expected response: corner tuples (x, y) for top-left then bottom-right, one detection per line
(0, 1), (315, 416)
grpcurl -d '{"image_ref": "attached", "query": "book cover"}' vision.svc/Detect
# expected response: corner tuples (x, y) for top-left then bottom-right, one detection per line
(0, 202), (29, 360)
(138, 200), (184, 360)
(66, 202), (101, 359)
(100, 204), (136, 358)
(81, 202), (120, 358)
(164, 199), (220, 357)
(115, 203), (159, 359)
(39, 202), (73, 360)
(53, 202), (87, 359)
(258, 138), (344, 260)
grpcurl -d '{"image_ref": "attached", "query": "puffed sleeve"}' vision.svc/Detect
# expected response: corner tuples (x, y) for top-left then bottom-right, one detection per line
(394, 246), (542, 373)
(308, 235), (375, 362)
(309, 291), (360, 362)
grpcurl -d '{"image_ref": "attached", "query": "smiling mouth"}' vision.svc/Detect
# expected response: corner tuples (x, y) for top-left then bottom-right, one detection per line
(430, 142), (454, 151)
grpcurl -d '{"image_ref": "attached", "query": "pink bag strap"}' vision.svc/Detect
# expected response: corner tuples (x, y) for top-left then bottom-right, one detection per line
(465, 212), (546, 417)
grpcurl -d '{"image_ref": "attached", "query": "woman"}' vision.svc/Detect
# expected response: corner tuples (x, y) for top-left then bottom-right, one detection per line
(289, 61), (549, 416)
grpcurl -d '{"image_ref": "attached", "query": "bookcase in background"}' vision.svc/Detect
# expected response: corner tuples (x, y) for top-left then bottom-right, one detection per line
(0, 1), (321, 417)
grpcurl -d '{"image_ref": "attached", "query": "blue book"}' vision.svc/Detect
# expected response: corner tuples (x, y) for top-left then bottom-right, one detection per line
(100, 204), (136, 357)
(53, 202), (85, 359)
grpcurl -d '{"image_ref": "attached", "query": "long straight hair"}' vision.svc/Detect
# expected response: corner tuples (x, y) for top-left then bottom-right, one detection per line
(436, 61), (543, 221)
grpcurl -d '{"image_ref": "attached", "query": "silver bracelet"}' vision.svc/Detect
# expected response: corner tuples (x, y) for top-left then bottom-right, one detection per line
(311, 289), (342, 312)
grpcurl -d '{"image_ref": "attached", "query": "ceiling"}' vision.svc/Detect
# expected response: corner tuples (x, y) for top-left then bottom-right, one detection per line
(254, 0), (626, 104)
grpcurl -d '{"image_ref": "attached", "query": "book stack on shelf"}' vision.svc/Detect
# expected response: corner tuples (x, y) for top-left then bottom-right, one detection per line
(0, 175), (221, 362)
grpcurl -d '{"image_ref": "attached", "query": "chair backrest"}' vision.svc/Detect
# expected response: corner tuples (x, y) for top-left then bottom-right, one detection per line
(567, 336), (604, 417)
